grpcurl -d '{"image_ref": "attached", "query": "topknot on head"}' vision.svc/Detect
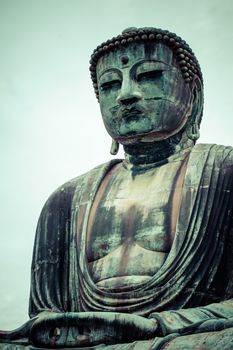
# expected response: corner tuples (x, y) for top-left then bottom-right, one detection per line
(90, 27), (203, 100)
(122, 27), (138, 34)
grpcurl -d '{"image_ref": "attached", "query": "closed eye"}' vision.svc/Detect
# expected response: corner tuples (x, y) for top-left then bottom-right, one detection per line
(100, 80), (121, 92)
(137, 70), (163, 82)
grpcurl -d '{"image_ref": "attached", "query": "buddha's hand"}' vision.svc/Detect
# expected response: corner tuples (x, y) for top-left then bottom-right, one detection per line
(29, 311), (158, 347)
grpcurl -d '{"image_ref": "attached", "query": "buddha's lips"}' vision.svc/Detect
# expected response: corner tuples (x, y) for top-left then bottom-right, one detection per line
(119, 107), (145, 120)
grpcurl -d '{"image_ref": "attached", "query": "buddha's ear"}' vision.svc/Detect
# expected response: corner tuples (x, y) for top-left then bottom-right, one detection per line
(186, 76), (204, 142)
(110, 139), (119, 155)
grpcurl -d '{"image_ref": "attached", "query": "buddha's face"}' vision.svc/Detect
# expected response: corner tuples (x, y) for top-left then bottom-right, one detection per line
(97, 42), (194, 145)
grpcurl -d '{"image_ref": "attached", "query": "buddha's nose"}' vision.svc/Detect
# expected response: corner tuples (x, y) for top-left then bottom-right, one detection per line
(116, 79), (142, 105)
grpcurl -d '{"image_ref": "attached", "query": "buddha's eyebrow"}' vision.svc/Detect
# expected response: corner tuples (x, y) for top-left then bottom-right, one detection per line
(134, 59), (171, 70)
(98, 68), (121, 80)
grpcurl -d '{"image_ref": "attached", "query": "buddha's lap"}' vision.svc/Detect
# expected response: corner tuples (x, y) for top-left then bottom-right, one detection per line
(1, 327), (233, 350)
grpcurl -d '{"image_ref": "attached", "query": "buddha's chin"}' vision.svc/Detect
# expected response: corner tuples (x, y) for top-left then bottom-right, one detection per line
(112, 116), (188, 146)
(114, 128), (183, 146)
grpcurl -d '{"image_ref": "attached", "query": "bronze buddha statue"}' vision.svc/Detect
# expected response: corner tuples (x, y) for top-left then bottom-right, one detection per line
(1, 27), (233, 349)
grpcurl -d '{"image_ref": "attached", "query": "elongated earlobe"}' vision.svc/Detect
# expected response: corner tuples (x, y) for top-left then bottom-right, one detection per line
(186, 123), (200, 141)
(186, 77), (203, 142)
(110, 139), (119, 155)
(110, 140), (119, 156)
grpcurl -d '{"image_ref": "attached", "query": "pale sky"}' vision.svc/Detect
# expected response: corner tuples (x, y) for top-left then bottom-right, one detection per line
(0, 0), (232, 329)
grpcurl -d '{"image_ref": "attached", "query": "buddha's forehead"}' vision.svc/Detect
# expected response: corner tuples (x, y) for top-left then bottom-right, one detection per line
(97, 42), (174, 78)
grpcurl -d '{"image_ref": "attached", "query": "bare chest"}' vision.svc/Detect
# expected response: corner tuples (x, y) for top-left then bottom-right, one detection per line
(86, 174), (175, 259)
(85, 159), (187, 287)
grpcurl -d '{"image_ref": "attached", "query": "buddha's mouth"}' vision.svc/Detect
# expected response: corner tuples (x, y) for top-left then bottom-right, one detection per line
(120, 107), (144, 120)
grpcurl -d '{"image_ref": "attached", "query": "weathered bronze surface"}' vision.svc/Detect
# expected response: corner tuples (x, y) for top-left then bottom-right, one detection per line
(1, 27), (233, 349)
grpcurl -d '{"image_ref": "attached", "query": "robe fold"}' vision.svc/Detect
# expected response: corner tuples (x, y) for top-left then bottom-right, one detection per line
(27, 143), (233, 348)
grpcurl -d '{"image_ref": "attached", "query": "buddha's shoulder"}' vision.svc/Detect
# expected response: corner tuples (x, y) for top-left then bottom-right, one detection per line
(42, 159), (122, 211)
(192, 143), (233, 168)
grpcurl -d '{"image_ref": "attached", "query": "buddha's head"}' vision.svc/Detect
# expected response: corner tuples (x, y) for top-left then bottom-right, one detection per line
(90, 27), (203, 148)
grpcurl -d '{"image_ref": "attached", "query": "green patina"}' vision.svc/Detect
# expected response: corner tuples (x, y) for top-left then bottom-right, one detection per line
(1, 27), (233, 350)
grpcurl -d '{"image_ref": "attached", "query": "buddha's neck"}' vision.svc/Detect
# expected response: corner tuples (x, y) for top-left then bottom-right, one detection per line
(123, 132), (194, 173)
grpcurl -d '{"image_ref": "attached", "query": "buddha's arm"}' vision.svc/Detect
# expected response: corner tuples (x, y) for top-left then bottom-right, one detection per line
(149, 146), (233, 337)
(149, 299), (233, 336)
(28, 311), (157, 347)
(150, 147), (233, 336)
(148, 150), (233, 337)
(29, 177), (79, 317)
(26, 302), (233, 347)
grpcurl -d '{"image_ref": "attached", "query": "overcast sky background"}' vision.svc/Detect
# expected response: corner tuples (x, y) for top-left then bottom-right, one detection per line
(0, 0), (232, 329)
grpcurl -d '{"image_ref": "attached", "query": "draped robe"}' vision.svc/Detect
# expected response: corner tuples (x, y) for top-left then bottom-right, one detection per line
(27, 143), (233, 348)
